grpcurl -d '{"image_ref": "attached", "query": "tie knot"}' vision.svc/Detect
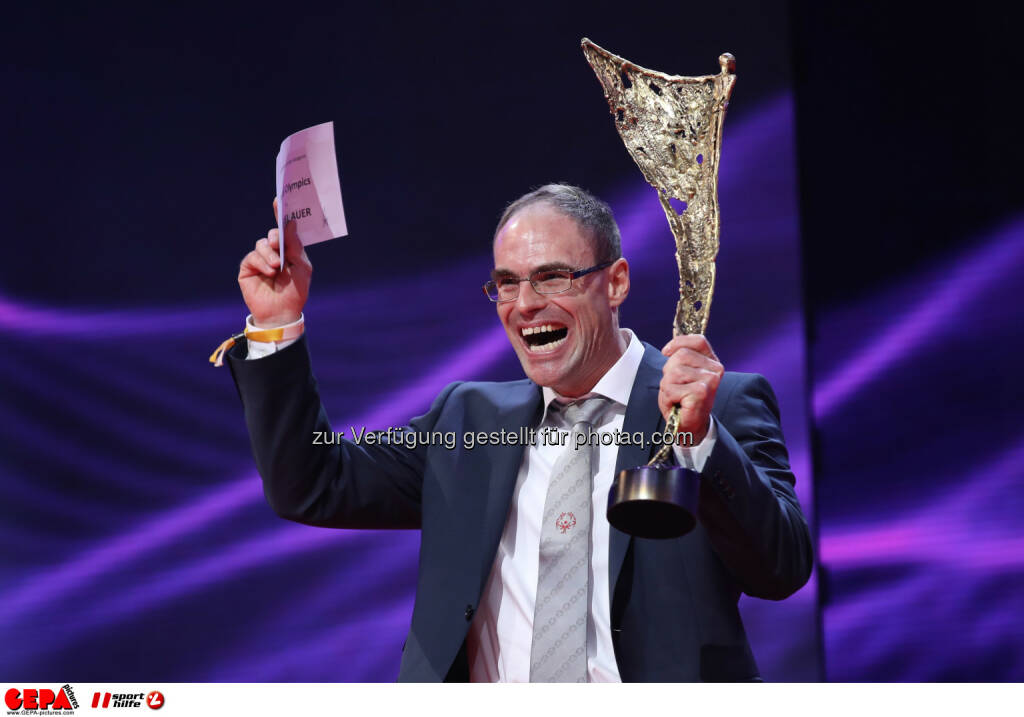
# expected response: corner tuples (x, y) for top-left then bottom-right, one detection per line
(560, 396), (609, 429)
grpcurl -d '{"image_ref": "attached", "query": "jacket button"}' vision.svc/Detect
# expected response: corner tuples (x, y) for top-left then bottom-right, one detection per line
(465, 605), (475, 621)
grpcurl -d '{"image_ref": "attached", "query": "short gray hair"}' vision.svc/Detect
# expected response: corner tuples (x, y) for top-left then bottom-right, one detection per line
(494, 183), (622, 263)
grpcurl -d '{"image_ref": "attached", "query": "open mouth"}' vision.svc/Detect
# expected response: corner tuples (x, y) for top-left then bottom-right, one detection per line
(521, 324), (569, 352)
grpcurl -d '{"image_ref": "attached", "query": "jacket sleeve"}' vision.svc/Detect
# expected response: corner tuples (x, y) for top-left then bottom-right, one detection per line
(697, 373), (814, 600)
(227, 335), (460, 530)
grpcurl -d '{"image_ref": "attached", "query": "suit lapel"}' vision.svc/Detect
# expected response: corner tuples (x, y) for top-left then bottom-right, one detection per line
(609, 343), (667, 606)
(477, 381), (543, 590)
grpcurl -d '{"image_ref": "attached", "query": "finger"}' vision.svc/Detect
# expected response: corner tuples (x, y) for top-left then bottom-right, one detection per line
(665, 364), (720, 387)
(661, 334), (717, 360)
(658, 386), (703, 422)
(237, 251), (274, 276)
(273, 197), (279, 224)
(661, 333), (714, 357)
(680, 391), (703, 409)
(255, 237), (281, 269)
(281, 220), (310, 267)
(239, 250), (277, 279)
(658, 391), (674, 420)
(660, 378), (711, 410)
(666, 347), (722, 373)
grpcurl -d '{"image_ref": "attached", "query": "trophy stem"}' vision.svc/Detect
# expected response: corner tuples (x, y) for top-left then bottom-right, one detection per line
(649, 404), (679, 466)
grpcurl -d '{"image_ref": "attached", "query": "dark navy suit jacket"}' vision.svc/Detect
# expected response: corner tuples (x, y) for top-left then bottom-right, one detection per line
(227, 336), (813, 682)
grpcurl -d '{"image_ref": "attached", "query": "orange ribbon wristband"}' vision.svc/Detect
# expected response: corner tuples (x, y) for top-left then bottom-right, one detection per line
(209, 315), (305, 367)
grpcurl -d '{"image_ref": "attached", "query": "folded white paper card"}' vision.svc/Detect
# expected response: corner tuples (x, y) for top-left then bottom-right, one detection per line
(275, 121), (347, 246)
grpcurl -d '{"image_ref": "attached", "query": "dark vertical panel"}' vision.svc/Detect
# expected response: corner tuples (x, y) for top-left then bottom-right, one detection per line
(792, 0), (1024, 681)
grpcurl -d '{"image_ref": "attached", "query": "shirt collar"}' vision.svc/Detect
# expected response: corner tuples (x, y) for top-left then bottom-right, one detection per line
(539, 329), (645, 423)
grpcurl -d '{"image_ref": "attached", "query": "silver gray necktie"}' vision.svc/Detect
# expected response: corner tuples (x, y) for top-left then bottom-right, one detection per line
(529, 396), (608, 682)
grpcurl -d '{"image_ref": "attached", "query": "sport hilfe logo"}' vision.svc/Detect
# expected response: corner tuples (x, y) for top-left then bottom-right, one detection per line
(5, 686), (78, 711)
(90, 691), (164, 710)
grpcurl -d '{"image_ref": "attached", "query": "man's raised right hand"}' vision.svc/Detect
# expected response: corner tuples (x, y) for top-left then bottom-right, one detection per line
(238, 198), (313, 327)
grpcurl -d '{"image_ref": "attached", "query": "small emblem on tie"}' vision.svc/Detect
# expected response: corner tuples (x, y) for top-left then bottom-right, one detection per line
(556, 512), (577, 533)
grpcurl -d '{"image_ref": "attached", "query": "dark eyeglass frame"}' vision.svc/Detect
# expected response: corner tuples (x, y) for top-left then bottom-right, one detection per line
(482, 260), (615, 303)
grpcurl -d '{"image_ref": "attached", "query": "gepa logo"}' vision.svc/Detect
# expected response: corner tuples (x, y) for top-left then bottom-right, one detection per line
(5, 686), (78, 711)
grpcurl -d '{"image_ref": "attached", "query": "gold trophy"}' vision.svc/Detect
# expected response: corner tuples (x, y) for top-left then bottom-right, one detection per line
(582, 39), (736, 539)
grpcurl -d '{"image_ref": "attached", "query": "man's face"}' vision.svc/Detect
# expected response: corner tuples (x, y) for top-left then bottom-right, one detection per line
(492, 204), (626, 397)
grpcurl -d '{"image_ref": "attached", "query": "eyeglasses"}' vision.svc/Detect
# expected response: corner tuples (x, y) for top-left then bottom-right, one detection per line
(483, 261), (614, 303)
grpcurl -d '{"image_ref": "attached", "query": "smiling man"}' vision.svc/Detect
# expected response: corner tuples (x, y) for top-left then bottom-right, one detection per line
(226, 183), (813, 682)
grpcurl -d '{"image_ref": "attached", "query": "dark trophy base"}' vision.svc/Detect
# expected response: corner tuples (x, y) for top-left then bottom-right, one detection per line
(607, 464), (700, 539)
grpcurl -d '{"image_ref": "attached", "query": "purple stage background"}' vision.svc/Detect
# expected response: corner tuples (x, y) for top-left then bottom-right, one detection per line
(814, 216), (1024, 679)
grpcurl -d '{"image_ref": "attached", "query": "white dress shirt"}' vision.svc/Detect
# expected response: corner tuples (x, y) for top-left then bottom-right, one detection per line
(247, 321), (718, 681)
